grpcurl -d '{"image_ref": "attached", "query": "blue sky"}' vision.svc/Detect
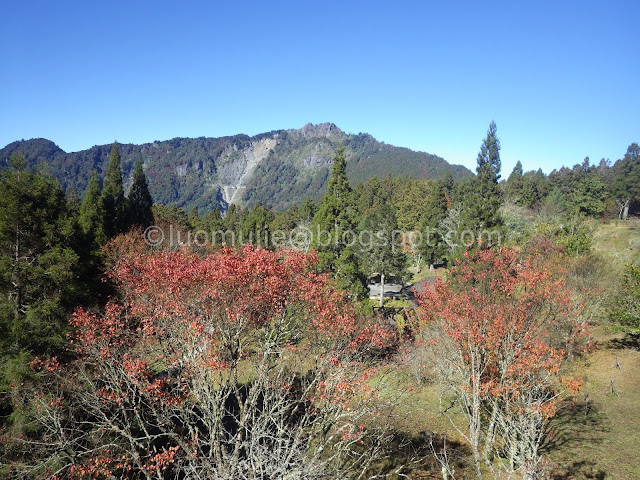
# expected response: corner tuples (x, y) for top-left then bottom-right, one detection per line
(1, 0), (638, 175)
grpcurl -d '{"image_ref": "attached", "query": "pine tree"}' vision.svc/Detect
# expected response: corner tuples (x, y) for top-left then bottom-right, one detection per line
(0, 153), (79, 357)
(573, 170), (606, 217)
(79, 170), (106, 245)
(505, 160), (524, 203)
(391, 178), (432, 232)
(520, 169), (545, 208)
(102, 142), (126, 237)
(188, 208), (200, 231)
(198, 208), (225, 234)
(418, 179), (449, 265)
(126, 160), (154, 229)
(223, 204), (244, 240)
(462, 121), (503, 234)
(312, 146), (365, 296)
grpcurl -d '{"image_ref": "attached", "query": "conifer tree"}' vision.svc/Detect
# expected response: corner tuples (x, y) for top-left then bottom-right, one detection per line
(79, 170), (106, 245)
(224, 204), (244, 239)
(312, 146), (365, 296)
(297, 197), (317, 223)
(0, 153), (79, 357)
(102, 142), (126, 237)
(242, 205), (275, 248)
(126, 160), (154, 229)
(188, 207), (200, 231)
(520, 169), (545, 208)
(418, 179), (449, 265)
(505, 160), (524, 202)
(462, 121), (503, 234)
(573, 169), (606, 217)
(390, 178), (431, 232)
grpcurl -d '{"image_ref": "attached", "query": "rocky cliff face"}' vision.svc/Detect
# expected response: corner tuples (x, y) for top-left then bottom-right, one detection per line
(217, 136), (278, 206)
(1, 123), (473, 213)
(295, 122), (344, 139)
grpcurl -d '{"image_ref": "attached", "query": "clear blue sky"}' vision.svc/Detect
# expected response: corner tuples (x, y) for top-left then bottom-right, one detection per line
(1, 0), (638, 175)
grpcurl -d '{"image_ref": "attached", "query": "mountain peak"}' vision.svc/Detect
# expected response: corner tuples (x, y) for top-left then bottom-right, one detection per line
(0, 138), (65, 167)
(294, 122), (343, 139)
(1, 126), (472, 213)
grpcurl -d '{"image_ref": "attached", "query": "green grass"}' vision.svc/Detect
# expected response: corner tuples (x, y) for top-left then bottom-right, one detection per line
(592, 219), (640, 267)
(542, 327), (640, 479)
(408, 264), (447, 283)
(364, 298), (411, 309)
(365, 366), (471, 478)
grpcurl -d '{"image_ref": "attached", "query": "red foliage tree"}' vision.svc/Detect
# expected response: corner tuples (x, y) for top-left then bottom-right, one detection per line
(17, 246), (393, 479)
(417, 247), (584, 479)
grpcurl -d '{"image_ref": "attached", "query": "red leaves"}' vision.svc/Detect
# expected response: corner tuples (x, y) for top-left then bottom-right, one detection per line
(414, 247), (590, 474)
(103, 245), (360, 342)
(417, 247), (582, 412)
(143, 445), (180, 474)
(28, 356), (60, 372)
(560, 376), (584, 394)
(47, 245), (382, 478)
(69, 246), (364, 385)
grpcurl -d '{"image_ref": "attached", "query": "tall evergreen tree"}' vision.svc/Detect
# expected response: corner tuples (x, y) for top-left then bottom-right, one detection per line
(79, 170), (106, 245)
(462, 121), (503, 234)
(188, 208), (200, 231)
(0, 154), (80, 357)
(223, 204), (244, 239)
(505, 160), (524, 203)
(477, 121), (501, 179)
(270, 206), (299, 236)
(573, 169), (607, 217)
(385, 177), (435, 232)
(197, 208), (225, 234)
(0, 154), (112, 452)
(312, 146), (365, 296)
(152, 204), (191, 231)
(126, 160), (154, 229)
(441, 171), (454, 200)
(520, 169), (546, 208)
(102, 142), (126, 237)
(419, 180), (449, 265)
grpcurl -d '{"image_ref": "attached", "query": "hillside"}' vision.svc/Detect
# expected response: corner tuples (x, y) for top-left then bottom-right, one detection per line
(0, 123), (472, 213)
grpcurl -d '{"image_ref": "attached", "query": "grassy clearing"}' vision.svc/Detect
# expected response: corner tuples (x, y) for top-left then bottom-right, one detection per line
(366, 365), (472, 478)
(592, 219), (640, 267)
(543, 328), (640, 479)
(409, 264), (448, 283)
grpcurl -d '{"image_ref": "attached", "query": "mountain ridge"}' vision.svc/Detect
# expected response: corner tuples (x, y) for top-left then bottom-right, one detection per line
(0, 123), (473, 212)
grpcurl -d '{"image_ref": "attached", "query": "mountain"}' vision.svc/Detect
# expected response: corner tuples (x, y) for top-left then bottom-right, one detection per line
(0, 123), (473, 212)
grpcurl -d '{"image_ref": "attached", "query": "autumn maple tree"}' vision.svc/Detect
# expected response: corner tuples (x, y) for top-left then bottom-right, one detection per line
(417, 247), (585, 479)
(8, 244), (394, 479)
